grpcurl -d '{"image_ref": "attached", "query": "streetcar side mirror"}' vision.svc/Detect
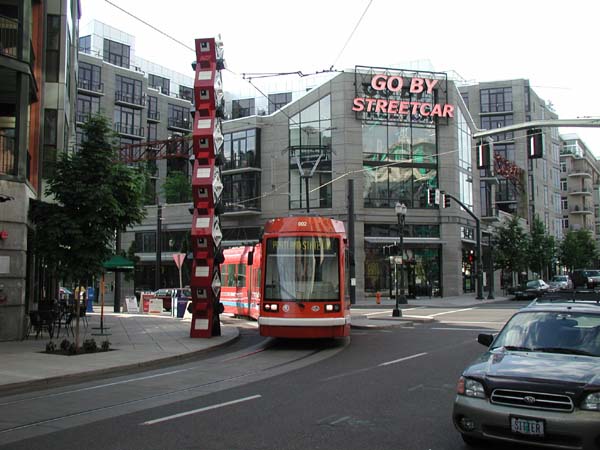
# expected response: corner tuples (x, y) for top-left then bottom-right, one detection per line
(477, 333), (494, 347)
(247, 250), (254, 266)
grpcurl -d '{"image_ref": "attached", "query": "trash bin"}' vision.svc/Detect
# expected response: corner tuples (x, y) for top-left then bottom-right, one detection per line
(176, 298), (188, 318)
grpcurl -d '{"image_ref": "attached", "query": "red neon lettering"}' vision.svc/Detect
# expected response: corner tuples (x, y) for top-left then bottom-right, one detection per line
(430, 104), (443, 117)
(425, 79), (439, 93)
(399, 101), (410, 115)
(443, 104), (454, 117)
(419, 103), (431, 116)
(387, 76), (403, 92)
(352, 98), (365, 112)
(375, 99), (387, 113)
(410, 102), (421, 115)
(387, 100), (399, 114)
(410, 78), (424, 93)
(371, 75), (387, 90)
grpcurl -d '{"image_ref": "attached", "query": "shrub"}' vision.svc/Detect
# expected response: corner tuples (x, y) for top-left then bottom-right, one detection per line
(82, 339), (97, 353)
(101, 340), (111, 352)
(45, 341), (56, 353)
(68, 342), (78, 355)
(60, 339), (70, 352)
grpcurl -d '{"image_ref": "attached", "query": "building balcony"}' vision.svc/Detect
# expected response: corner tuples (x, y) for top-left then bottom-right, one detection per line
(167, 118), (191, 132)
(0, 15), (19, 59)
(568, 187), (593, 196)
(147, 110), (160, 122)
(115, 91), (145, 108)
(76, 112), (93, 124)
(221, 199), (261, 216)
(77, 79), (104, 96)
(114, 123), (144, 139)
(568, 167), (592, 177)
(569, 205), (593, 214)
(481, 206), (500, 222)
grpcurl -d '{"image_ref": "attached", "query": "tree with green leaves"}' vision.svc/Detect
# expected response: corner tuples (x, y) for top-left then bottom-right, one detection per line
(559, 229), (598, 272)
(162, 170), (192, 203)
(493, 215), (529, 286)
(527, 216), (556, 279)
(30, 115), (146, 350)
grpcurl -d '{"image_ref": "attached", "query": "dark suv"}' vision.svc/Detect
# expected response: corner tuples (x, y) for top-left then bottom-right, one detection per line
(571, 269), (600, 289)
(453, 294), (600, 449)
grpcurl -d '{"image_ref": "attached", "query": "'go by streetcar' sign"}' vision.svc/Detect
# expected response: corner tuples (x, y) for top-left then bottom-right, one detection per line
(353, 66), (454, 125)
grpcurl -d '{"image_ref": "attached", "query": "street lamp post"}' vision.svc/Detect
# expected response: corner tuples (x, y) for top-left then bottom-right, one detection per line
(393, 202), (408, 317)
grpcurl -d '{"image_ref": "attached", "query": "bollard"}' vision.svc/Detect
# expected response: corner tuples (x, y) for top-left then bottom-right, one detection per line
(376, 291), (381, 304)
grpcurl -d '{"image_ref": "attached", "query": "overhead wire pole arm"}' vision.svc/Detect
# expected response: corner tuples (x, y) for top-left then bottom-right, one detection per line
(473, 118), (600, 139)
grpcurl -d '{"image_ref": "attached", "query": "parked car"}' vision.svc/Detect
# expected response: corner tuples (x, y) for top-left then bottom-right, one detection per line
(549, 274), (573, 291)
(453, 297), (600, 448)
(570, 269), (600, 289)
(153, 288), (191, 312)
(508, 279), (550, 300)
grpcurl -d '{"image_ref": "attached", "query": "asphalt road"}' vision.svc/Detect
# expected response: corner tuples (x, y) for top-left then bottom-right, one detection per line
(0, 303), (528, 450)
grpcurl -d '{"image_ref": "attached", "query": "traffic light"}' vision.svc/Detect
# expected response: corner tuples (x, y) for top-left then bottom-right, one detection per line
(527, 128), (544, 159)
(427, 188), (435, 205)
(443, 193), (451, 208)
(477, 140), (491, 169)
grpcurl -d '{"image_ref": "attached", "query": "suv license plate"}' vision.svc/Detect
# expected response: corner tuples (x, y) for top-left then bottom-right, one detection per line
(510, 416), (545, 437)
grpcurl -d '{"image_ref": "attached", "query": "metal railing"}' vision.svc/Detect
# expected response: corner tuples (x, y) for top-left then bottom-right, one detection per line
(78, 79), (104, 94)
(114, 123), (144, 137)
(147, 110), (160, 121)
(0, 134), (16, 175)
(115, 91), (145, 107)
(167, 118), (191, 130)
(0, 15), (19, 58)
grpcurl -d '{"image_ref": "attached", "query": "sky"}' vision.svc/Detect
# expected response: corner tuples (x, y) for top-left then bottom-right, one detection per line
(80, 0), (600, 155)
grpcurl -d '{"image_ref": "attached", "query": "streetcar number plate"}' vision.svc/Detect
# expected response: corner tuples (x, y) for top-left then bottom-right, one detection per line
(510, 416), (544, 436)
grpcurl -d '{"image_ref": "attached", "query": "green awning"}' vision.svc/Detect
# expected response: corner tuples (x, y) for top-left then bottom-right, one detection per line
(102, 255), (134, 272)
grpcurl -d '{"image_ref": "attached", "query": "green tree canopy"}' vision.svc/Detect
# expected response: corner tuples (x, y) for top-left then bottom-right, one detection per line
(30, 115), (146, 285)
(493, 215), (529, 283)
(162, 170), (192, 203)
(559, 229), (598, 272)
(527, 216), (556, 277)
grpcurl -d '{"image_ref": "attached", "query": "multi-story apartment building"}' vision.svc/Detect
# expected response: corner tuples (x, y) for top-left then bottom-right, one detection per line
(0, 0), (79, 341)
(121, 66), (484, 300)
(76, 21), (195, 305)
(459, 80), (563, 246)
(559, 133), (600, 241)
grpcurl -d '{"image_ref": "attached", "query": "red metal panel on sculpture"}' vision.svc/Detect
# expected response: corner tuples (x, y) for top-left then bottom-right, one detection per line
(189, 36), (225, 338)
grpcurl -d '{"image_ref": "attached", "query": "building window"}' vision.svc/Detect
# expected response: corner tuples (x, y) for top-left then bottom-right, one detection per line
(289, 96), (332, 210)
(493, 143), (515, 162)
(232, 98), (255, 119)
(480, 114), (514, 141)
(223, 129), (260, 170)
(560, 180), (567, 191)
(147, 96), (159, 120)
(149, 74), (170, 95)
(147, 122), (157, 142)
(115, 75), (143, 105)
(561, 197), (568, 210)
(167, 104), (191, 130)
(79, 35), (91, 53)
(480, 87), (513, 113)
(103, 38), (130, 68)
(562, 218), (569, 229)
(78, 61), (102, 92)
(45, 15), (60, 82)
(268, 92), (292, 114)
(76, 94), (100, 123)
(560, 161), (567, 173)
(222, 172), (261, 212)
(179, 85), (193, 102)
(114, 105), (142, 137)
(43, 109), (58, 178)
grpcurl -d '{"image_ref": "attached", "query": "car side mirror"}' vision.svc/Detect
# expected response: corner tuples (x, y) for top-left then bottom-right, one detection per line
(477, 333), (494, 347)
(247, 250), (254, 266)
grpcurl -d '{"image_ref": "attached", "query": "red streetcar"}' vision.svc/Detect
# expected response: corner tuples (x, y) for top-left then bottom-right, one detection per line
(220, 245), (261, 320)
(258, 216), (350, 339)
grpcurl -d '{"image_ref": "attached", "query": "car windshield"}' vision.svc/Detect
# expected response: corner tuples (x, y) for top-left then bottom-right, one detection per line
(586, 271), (600, 277)
(526, 281), (539, 288)
(552, 276), (567, 282)
(492, 311), (600, 356)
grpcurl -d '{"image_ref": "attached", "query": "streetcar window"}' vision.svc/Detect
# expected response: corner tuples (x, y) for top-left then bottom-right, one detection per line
(225, 264), (236, 287)
(236, 263), (246, 287)
(264, 236), (340, 301)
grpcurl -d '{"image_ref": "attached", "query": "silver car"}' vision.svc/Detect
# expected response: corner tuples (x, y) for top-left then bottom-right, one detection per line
(453, 300), (600, 449)
(549, 275), (574, 290)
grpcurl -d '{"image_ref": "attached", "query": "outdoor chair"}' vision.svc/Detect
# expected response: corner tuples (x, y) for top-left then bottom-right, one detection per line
(27, 311), (53, 339)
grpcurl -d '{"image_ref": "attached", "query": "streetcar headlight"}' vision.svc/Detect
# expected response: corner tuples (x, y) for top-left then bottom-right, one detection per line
(264, 303), (278, 312)
(324, 304), (340, 313)
(264, 304), (270, 311)
(270, 304), (278, 312)
(582, 392), (600, 411)
(325, 304), (334, 312)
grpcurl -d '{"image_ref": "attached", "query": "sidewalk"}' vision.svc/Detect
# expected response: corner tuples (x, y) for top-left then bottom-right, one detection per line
(0, 294), (508, 394)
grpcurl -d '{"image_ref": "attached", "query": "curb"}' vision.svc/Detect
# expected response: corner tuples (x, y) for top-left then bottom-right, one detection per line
(0, 327), (240, 396)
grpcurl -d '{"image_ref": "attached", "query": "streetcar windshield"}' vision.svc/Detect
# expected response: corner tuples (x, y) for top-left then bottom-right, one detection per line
(264, 236), (340, 301)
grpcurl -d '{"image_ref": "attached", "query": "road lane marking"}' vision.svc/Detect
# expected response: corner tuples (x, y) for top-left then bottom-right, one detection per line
(438, 320), (504, 324)
(363, 308), (420, 317)
(429, 307), (474, 317)
(141, 395), (262, 425)
(431, 327), (499, 332)
(379, 352), (428, 367)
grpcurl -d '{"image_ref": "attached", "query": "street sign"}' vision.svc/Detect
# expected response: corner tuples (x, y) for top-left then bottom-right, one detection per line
(173, 253), (186, 269)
